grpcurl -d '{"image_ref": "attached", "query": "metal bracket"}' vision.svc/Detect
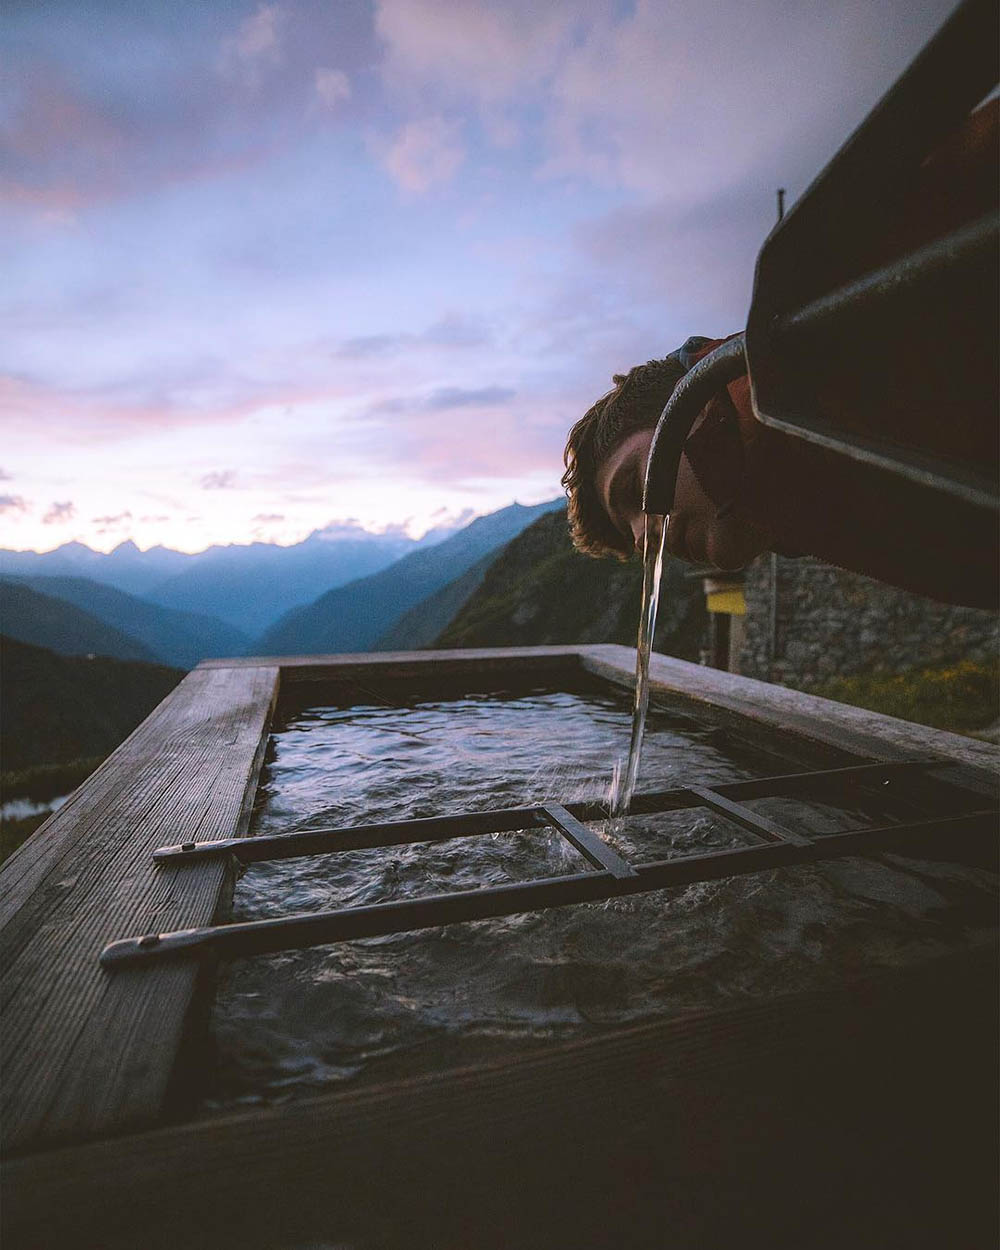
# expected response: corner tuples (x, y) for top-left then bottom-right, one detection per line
(541, 804), (637, 879)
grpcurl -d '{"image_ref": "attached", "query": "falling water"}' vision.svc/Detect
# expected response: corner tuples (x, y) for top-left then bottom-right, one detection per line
(609, 512), (669, 819)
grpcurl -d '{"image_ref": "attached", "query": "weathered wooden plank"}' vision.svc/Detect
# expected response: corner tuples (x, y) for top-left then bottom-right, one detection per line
(3, 949), (995, 1250)
(578, 644), (1000, 777)
(0, 663), (279, 1152)
(197, 645), (587, 687)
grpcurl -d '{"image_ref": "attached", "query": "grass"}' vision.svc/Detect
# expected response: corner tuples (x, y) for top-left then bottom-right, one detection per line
(808, 659), (999, 735)
(0, 755), (104, 865)
(1, 813), (49, 864)
(1, 756), (104, 802)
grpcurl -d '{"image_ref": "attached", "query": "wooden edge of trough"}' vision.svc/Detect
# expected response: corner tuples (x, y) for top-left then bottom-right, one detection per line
(1, 644), (996, 1161)
(3, 946), (997, 1250)
(579, 643), (1000, 781)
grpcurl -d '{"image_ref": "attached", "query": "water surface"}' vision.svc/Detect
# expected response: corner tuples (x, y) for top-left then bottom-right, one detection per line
(206, 685), (996, 1110)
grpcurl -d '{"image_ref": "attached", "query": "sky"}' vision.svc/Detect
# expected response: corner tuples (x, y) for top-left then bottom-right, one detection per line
(0, 0), (958, 553)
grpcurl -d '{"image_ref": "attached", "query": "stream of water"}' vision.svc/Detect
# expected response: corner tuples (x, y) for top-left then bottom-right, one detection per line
(609, 512), (668, 820)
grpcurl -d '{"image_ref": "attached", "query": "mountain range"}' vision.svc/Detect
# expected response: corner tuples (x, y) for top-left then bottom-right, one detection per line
(257, 500), (564, 655)
(3, 577), (250, 670)
(0, 501), (565, 666)
(0, 525), (440, 634)
(1, 581), (161, 664)
(2, 503), (709, 804)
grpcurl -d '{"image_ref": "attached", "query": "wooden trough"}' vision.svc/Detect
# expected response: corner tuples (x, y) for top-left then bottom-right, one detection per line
(2, 645), (997, 1249)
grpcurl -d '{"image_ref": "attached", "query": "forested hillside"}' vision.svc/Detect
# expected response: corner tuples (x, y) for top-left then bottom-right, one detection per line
(0, 580), (159, 663)
(1, 635), (183, 773)
(435, 509), (706, 657)
(9, 575), (249, 668)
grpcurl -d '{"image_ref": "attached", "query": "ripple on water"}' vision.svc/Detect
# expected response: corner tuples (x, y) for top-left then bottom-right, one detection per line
(205, 688), (997, 1111)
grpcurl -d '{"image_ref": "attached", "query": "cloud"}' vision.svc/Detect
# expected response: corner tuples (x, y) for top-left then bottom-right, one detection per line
(428, 504), (476, 528)
(43, 500), (75, 524)
(200, 470), (237, 490)
(139, 514), (171, 523)
(375, 0), (578, 104)
(334, 313), (491, 359)
(93, 510), (133, 533)
(252, 512), (285, 523)
(219, 4), (283, 83)
(425, 385), (515, 410)
(366, 383), (515, 419)
(374, 0), (956, 199)
(381, 117), (464, 193)
(0, 468), (12, 481)
(335, 333), (406, 359)
(314, 68), (351, 109)
(0, 494), (28, 515)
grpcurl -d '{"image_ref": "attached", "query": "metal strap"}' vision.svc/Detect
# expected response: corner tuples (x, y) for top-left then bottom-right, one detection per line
(685, 786), (812, 847)
(150, 759), (943, 865)
(103, 809), (996, 968)
(541, 804), (637, 879)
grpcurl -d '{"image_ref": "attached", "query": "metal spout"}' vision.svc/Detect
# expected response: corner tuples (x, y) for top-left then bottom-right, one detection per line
(642, 334), (748, 516)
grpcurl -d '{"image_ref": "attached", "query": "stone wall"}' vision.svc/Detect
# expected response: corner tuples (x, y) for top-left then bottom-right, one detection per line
(738, 554), (999, 687)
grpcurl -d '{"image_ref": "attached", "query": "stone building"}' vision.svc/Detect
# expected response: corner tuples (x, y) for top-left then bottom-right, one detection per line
(697, 555), (998, 687)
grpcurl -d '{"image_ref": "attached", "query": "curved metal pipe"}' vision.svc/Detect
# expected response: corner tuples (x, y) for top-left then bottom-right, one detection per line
(642, 334), (748, 515)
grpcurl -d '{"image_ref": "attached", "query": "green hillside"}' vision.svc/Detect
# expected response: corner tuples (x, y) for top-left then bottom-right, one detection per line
(435, 509), (706, 658)
(12, 574), (249, 668)
(0, 580), (157, 662)
(374, 553), (495, 651)
(1, 634), (184, 774)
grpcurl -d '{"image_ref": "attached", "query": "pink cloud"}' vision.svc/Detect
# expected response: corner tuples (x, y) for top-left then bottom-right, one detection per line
(200, 470), (238, 490)
(93, 510), (133, 533)
(219, 4), (284, 84)
(0, 494), (28, 515)
(42, 500), (75, 525)
(0, 372), (355, 444)
(375, 0), (578, 103)
(381, 117), (465, 193)
(314, 67), (351, 109)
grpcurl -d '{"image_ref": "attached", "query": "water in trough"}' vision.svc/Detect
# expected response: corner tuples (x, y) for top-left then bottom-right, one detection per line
(205, 673), (996, 1111)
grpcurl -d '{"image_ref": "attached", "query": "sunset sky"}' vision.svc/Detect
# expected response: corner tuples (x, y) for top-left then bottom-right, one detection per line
(1, 0), (956, 553)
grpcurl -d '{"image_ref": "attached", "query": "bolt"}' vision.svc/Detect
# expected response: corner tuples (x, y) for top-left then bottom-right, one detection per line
(138, 933), (161, 948)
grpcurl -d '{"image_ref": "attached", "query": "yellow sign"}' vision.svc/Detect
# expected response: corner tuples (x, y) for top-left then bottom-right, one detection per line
(706, 589), (746, 616)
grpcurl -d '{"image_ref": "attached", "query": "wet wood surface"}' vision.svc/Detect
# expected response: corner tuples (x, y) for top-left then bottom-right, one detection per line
(0, 663), (279, 1151)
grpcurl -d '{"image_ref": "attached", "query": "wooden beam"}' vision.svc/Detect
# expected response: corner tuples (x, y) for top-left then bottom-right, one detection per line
(577, 644), (1000, 778)
(197, 645), (587, 682)
(0, 663), (279, 1152)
